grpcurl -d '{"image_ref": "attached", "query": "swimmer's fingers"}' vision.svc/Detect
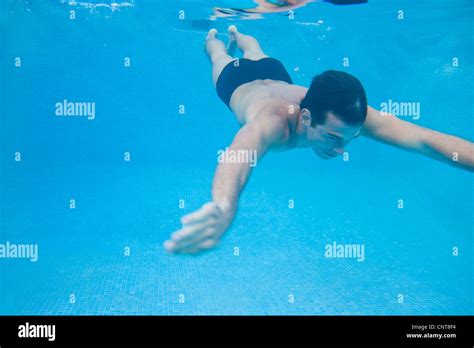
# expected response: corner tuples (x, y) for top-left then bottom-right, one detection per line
(165, 224), (221, 254)
(165, 201), (229, 254)
(180, 202), (219, 225)
(171, 222), (208, 244)
(175, 238), (219, 255)
(166, 219), (216, 252)
(171, 225), (212, 251)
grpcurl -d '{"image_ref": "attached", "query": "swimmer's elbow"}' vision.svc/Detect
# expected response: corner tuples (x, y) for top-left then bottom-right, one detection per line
(414, 129), (434, 154)
(419, 130), (474, 171)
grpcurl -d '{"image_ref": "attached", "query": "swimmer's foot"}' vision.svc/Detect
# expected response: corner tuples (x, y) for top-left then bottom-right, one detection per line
(226, 25), (238, 56)
(206, 28), (218, 41)
(204, 28), (218, 56)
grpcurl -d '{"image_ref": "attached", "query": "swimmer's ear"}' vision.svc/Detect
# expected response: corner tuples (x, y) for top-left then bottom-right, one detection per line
(301, 108), (312, 128)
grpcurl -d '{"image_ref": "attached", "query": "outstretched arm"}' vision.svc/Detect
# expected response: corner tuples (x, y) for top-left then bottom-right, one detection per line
(164, 115), (287, 254)
(362, 106), (474, 171)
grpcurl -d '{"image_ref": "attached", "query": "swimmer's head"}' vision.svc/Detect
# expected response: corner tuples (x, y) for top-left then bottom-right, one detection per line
(300, 70), (367, 159)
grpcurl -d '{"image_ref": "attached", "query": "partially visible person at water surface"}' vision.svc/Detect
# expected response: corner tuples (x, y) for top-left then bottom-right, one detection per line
(212, 0), (367, 19)
(164, 25), (474, 255)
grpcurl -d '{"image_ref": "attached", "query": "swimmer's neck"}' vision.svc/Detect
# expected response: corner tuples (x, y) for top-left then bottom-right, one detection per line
(291, 109), (310, 148)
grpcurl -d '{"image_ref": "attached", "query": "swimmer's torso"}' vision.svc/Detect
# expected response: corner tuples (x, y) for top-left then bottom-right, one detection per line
(229, 80), (308, 149)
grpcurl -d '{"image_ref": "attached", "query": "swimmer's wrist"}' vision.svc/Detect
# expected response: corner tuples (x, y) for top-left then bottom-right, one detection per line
(214, 199), (235, 217)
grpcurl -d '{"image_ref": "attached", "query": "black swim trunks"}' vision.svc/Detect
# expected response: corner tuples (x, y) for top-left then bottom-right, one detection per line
(216, 57), (293, 108)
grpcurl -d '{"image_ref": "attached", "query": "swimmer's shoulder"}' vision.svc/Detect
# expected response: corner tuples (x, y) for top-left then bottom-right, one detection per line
(254, 104), (294, 149)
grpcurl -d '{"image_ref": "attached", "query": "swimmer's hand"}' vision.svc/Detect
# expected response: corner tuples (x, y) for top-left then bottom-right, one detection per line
(164, 202), (233, 254)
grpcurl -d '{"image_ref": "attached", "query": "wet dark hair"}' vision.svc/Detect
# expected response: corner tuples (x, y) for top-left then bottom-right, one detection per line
(300, 70), (367, 127)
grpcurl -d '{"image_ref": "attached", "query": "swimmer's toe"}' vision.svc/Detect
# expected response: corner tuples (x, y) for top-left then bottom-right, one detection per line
(206, 28), (218, 40)
(228, 25), (238, 35)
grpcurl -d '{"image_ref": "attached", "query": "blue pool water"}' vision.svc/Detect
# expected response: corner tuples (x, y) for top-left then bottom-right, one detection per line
(0, 0), (472, 315)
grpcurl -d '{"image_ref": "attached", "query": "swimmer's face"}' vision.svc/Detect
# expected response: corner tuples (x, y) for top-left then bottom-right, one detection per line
(305, 111), (361, 160)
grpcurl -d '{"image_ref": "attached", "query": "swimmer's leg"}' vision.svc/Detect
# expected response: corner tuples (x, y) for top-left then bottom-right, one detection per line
(205, 29), (234, 86)
(228, 25), (268, 60)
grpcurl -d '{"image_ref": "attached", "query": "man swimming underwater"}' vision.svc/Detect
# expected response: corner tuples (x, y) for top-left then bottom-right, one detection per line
(164, 25), (474, 254)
